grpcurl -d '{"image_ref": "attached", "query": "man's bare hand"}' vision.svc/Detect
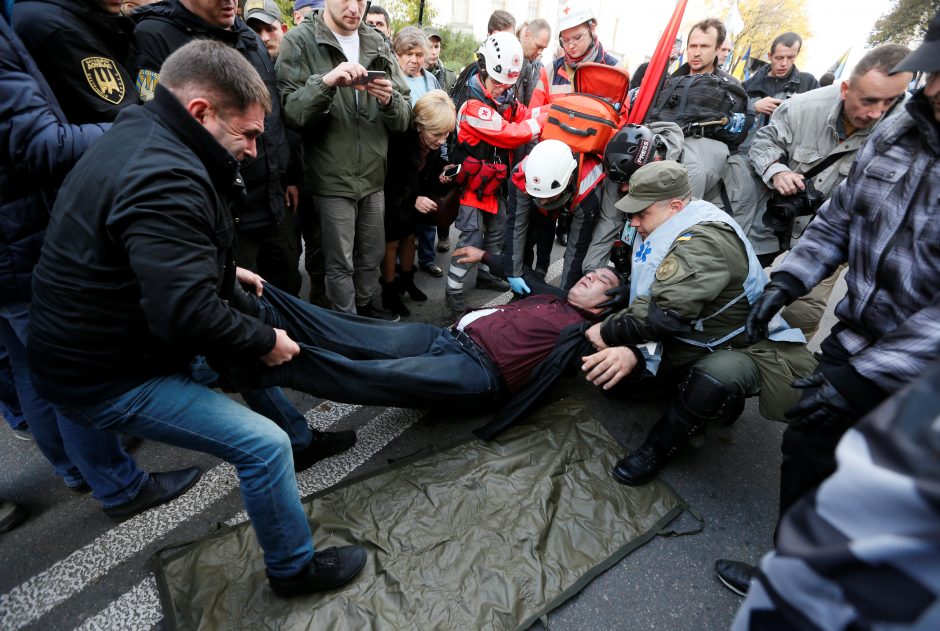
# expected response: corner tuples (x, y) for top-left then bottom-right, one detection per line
(585, 322), (607, 350)
(582, 347), (638, 390)
(364, 78), (394, 106)
(236, 266), (264, 296)
(415, 196), (438, 214)
(772, 170), (806, 196)
(323, 62), (368, 88)
(755, 96), (782, 115)
(453, 246), (484, 264)
(261, 328), (299, 366)
(284, 185), (299, 212)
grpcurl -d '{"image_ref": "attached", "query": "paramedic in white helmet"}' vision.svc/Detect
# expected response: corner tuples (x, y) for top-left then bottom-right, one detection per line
(551, 0), (619, 96)
(505, 139), (607, 292)
(445, 31), (547, 313)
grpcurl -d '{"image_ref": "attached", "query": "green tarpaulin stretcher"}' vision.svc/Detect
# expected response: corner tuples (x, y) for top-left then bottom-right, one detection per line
(154, 400), (687, 630)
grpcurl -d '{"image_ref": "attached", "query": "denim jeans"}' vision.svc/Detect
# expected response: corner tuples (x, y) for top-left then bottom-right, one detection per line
(0, 302), (145, 498)
(190, 357), (312, 450)
(59, 373), (314, 577)
(0, 343), (26, 430)
(416, 222), (437, 269)
(223, 284), (503, 411)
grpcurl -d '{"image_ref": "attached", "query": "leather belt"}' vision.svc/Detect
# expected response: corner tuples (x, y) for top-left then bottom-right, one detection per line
(449, 328), (503, 384)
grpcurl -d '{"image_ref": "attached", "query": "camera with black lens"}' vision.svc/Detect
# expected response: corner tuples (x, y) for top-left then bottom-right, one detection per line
(762, 180), (826, 248)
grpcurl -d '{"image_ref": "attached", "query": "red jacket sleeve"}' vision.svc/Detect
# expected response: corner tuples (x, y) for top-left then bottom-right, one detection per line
(457, 99), (543, 150)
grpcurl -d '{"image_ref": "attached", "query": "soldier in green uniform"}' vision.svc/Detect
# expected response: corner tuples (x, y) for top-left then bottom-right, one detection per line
(582, 161), (816, 486)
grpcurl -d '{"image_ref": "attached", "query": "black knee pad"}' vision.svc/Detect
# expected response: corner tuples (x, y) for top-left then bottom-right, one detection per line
(678, 368), (745, 426)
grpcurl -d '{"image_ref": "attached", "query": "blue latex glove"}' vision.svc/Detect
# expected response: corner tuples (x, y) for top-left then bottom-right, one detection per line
(508, 276), (531, 295)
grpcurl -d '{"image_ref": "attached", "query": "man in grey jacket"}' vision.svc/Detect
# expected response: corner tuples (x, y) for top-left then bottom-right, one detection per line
(714, 44), (910, 337)
(277, 0), (411, 318)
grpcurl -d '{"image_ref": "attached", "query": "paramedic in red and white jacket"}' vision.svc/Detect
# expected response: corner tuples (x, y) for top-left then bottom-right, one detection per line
(445, 31), (546, 313)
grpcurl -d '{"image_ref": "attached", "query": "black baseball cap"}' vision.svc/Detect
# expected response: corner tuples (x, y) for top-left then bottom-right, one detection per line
(892, 10), (940, 73)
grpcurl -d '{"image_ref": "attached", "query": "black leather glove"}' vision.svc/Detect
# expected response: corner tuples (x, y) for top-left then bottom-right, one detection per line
(598, 283), (630, 315)
(745, 272), (804, 344)
(784, 372), (857, 435)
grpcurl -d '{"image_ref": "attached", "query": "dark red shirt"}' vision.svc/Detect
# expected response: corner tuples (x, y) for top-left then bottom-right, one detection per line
(463, 294), (590, 391)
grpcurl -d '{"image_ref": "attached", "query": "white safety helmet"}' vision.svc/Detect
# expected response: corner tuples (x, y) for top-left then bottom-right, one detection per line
(557, 0), (595, 33)
(525, 140), (578, 199)
(477, 31), (524, 85)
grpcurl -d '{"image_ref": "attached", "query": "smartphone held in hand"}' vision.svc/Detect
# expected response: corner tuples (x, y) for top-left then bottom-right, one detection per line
(441, 164), (461, 178)
(350, 70), (386, 86)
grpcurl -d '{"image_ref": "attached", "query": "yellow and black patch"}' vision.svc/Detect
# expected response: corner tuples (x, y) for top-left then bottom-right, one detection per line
(82, 57), (125, 104)
(655, 254), (680, 281)
(136, 69), (160, 103)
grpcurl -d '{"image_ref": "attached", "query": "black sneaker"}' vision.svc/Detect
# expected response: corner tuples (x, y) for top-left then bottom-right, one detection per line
(714, 559), (757, 596)
(356, 302), (400, 322)
(293, 429), (357, 472)
(0, 500), (27, 533)
(475, 276), (510, 292)
(268, 545), (367, 597)
(436, 238), (451, 252)
(104, 467), (202, 521)
(445, 292), (466, 313)
(66, 481), (91, 494)
(121, 433), (143, 453)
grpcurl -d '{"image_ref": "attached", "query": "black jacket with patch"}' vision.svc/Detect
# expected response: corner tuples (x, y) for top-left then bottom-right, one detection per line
(13, 0), (137, 124)
(28, 85), (274, 406)
(131, 0), (292, 231)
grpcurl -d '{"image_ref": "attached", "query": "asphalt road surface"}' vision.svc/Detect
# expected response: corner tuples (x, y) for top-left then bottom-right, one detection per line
(0, 238), (841, 630)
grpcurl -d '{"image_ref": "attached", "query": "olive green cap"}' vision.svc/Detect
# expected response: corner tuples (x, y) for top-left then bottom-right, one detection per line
(614, 160), (691, 214)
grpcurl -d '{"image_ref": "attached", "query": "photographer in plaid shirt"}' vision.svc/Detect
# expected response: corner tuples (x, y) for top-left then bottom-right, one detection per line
(716, 14), (940, 597)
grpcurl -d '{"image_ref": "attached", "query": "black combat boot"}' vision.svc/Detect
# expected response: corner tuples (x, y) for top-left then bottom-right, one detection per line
(612, 403), (703, 486)
(380, 277), (409, 317)
(398, 269), (427, 302)
(613, 369), (743, 486)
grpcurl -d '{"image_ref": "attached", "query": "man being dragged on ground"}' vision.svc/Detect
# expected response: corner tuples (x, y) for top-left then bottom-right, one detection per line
(213, 252), (624, 420)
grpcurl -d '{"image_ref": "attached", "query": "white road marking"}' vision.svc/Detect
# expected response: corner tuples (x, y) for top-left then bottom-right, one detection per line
(73, 578), (160, 631)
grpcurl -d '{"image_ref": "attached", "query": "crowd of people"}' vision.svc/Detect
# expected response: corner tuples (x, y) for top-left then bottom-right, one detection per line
(1, 0), (938, 624)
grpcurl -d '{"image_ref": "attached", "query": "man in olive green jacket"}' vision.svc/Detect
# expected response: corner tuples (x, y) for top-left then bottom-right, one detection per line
(583, 162), (814, 487)
(276, 0), (411, 317)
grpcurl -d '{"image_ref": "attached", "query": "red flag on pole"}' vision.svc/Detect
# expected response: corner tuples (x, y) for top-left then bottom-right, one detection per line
(627, 0), (689, 124)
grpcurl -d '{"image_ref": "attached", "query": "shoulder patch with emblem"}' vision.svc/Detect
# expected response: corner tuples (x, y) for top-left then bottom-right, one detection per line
(136, 69), (160, 103)
(82, 57), (125, 104)
(655, 254), (680, 281)
(675, 232), (694, 242)
(477, 106), (493, 120)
